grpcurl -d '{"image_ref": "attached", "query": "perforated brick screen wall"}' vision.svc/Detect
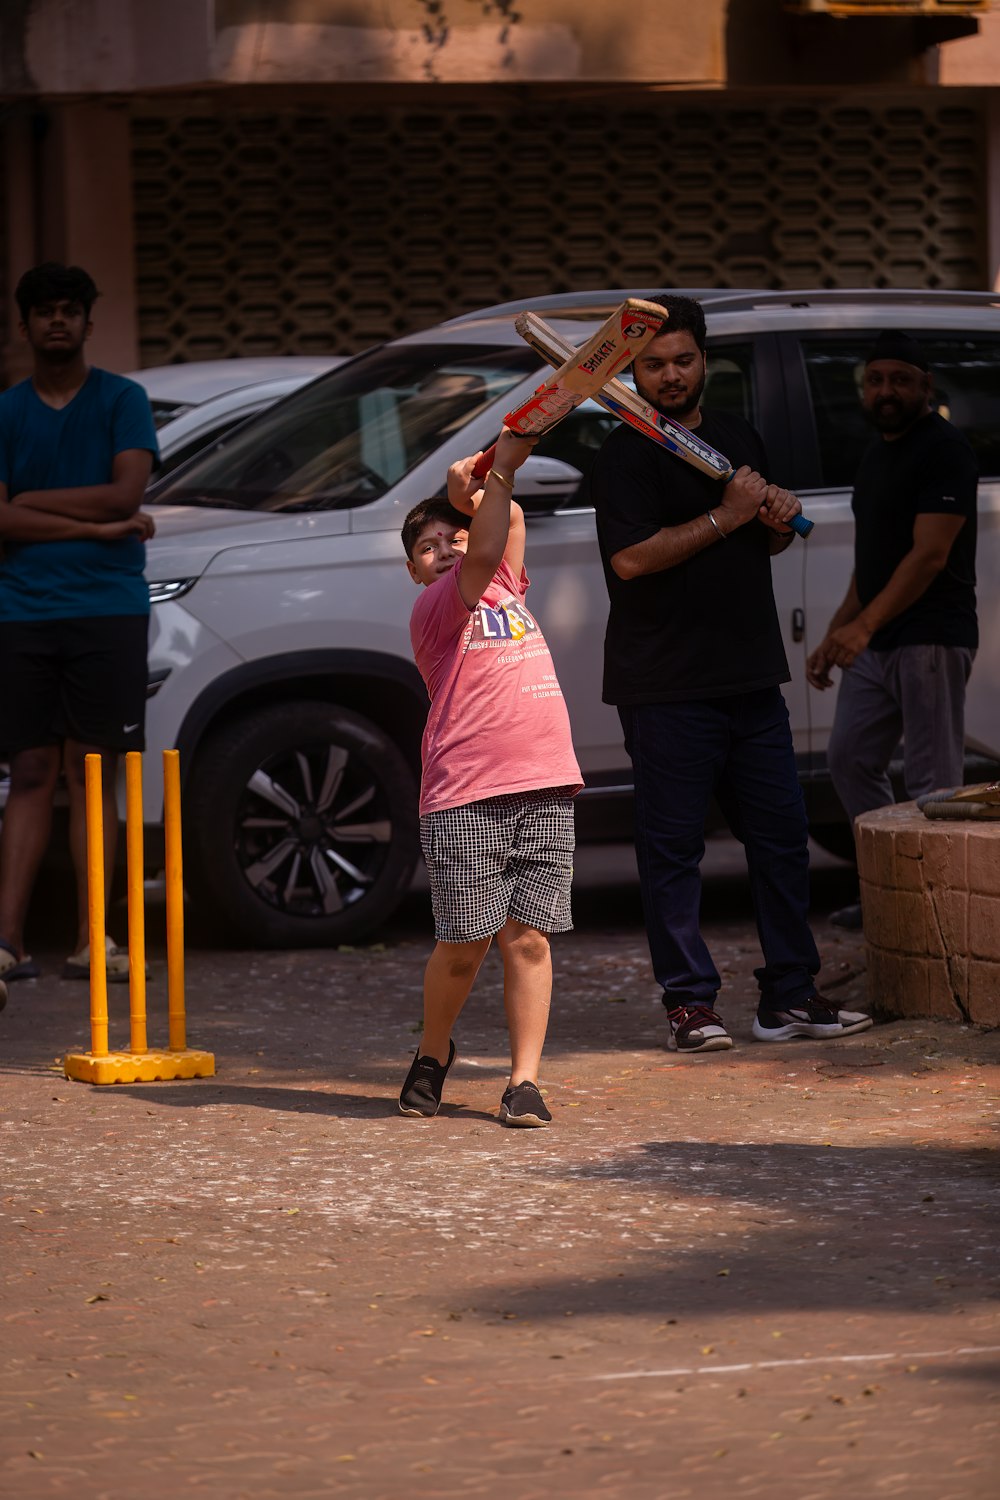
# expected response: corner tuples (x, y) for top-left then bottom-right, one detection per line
(131, 96), (987, 364)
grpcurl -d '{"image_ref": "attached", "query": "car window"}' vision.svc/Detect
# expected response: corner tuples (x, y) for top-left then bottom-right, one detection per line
(149, 343), (538, 512)
(802, 336), (1000, 487)
(156, 416), (255, 477)
(532, 405), (620, 475)
(704, 343), (756, 423)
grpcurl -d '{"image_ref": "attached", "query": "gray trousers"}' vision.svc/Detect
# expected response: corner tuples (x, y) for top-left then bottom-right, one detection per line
(827, 644), (974, 823)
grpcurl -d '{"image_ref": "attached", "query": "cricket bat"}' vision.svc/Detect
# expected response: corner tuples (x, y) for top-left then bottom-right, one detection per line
(470, 298), (668, 480)
(517, 312), (814, 539)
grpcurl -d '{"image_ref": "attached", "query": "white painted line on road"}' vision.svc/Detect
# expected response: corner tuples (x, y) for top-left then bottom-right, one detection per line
(592, 1344), (1000, 1381)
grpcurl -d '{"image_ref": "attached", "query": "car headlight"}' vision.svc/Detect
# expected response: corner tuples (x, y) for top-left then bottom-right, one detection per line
(148, 578), (197, 605)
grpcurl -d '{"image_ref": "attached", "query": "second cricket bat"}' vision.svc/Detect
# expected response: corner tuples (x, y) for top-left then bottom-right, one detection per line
(470, 297), (668, 480)
(517, 311), (814, 538)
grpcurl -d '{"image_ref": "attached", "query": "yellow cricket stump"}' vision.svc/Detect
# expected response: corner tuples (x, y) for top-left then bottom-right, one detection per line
(63, 750), (215, 1086)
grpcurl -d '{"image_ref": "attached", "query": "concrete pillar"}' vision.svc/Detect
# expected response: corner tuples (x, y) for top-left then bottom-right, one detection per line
(988, 92), (1000, 293)
(35, 100), (139, 373)
(1, 109), (40, 387)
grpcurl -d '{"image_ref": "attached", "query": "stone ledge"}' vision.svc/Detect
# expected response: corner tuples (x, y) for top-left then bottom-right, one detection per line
(857, 802), (1000, 1028)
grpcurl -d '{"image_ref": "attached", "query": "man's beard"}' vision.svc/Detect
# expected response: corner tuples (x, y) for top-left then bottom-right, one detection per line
(642, 369), (706, 422)
(866, 395), (926, 435)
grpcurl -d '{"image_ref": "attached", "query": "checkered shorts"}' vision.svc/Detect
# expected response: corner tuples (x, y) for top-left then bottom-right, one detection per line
(420, 788), (575, 943)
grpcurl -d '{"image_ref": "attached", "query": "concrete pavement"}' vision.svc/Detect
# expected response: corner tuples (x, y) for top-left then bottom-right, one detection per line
(1, 842), (997, 1499)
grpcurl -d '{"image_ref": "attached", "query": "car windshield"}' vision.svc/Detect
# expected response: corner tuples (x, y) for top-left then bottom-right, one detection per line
(148, 342), (538, 511)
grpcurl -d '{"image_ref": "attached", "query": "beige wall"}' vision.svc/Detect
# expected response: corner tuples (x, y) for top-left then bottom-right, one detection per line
(940, 13), (1000, 83)
(210, 0), (724, 86)
(0, 1), (997, 375)
(3, 0), (997, 93)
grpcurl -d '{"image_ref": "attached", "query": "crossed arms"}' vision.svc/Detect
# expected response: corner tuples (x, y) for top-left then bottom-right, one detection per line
(0, 448), (155, 543)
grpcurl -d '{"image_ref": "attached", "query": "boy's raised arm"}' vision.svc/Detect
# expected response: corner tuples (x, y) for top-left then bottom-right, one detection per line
(447, 429), (535, 609)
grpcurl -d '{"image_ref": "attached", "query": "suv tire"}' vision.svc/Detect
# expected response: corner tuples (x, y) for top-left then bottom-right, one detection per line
(184, 701), (419, 947)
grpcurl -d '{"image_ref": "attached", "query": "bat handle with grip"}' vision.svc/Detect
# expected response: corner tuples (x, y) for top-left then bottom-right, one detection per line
(471, 443), (497, 481)
(789, 513), (814, 538)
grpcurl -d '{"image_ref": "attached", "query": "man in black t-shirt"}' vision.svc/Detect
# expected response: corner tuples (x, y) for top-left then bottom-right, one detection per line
(592, 294), (872, 1053)
(807, 330), (978, 929)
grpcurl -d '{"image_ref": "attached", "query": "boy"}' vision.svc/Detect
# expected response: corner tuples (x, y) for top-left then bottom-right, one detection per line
(399, 429), (581, 1127)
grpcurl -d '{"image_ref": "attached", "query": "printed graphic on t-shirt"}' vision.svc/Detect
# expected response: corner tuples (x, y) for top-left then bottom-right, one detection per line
(464, 593), (565, 699)
(467, 593), (539, 650)
(478, 602), (516, 640)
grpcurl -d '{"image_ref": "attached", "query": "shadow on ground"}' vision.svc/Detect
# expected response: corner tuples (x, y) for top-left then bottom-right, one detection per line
(459, 1136), (1000, 1323)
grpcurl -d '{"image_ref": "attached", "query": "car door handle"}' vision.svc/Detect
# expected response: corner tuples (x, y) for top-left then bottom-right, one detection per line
(791, 607), (805, 643)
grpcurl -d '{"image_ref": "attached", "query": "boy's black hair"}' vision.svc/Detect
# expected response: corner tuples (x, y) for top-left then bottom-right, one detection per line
(401, 498), (469, 560)
(644, 293), (707, 352)
(15, 262), (100, 322)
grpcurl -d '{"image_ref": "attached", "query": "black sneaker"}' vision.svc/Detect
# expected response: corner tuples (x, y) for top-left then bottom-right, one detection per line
(398, 1038), (456, 1117)
(499, 1080), (552, 1128)
(666, 1003), (733, 1053)
(830, 902), (864, 931)
(752, 994), (873, 1043)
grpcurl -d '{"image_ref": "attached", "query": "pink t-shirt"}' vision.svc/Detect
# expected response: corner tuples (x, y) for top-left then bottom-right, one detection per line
(410, 556), (582, 816)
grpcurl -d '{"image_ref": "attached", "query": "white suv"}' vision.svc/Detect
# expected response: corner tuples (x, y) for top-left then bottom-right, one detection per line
(139, 289), (1000, 947)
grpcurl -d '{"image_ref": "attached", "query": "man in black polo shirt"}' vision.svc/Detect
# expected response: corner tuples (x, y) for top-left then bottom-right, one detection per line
(591, 294), (872, 1052)
(807, 331), (978, 928)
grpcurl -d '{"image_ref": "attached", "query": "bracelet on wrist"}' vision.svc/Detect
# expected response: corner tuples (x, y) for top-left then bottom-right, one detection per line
(488, 468), (514, 491)
(706, 509), (726, 540)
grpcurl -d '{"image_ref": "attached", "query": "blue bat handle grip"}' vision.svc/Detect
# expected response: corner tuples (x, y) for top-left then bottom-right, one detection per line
(790, 512), (814, 538)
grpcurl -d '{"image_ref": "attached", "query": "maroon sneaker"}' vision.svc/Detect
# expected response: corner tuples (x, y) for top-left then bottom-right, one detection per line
(666, 1003), (733, 1053)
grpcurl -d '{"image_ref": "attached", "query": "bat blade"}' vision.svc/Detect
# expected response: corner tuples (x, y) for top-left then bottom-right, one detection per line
(516, 312), (814, 539)
(470, 298), (668, 480)
(516, 312), (732, 482)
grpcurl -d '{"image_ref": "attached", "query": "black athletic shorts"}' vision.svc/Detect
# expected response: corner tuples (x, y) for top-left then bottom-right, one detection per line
(0, 615), (149, 755)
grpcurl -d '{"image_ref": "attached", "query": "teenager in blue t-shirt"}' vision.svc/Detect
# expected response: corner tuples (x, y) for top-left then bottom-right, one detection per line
(0, 263), (159, 987)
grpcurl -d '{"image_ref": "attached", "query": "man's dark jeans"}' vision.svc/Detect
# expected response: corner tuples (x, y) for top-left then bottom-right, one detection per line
(619, 687), (820, 1012)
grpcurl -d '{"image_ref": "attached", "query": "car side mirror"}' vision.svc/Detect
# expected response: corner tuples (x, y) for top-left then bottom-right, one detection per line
(515, 455), (585, 515)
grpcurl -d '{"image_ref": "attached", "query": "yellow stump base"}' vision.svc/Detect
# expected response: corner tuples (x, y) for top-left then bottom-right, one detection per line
(63, 1049), (216, 1085)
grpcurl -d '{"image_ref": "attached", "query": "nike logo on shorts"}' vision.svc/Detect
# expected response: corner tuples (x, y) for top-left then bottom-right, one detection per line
(123, 723), (140, 734)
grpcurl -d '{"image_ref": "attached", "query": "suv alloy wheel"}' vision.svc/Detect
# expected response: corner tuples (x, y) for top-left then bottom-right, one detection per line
(183, 701), (419, 947)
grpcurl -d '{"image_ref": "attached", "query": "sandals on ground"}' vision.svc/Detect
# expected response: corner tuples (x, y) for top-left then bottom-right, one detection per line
(62, 934), (133, 983)
(0, 938), (40, 982)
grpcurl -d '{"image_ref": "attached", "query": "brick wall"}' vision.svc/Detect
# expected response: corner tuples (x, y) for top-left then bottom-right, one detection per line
(858, 803), (1000, 1027)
